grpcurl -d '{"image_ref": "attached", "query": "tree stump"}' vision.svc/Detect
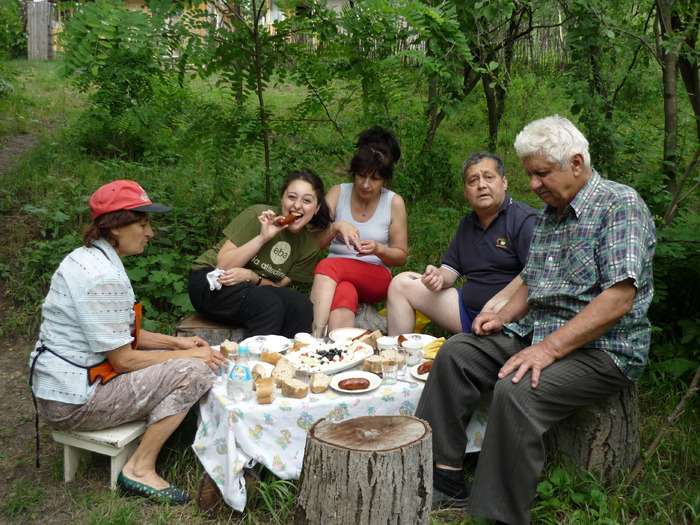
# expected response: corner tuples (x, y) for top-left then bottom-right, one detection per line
(293, 415), (432, 525)
(544, 383), (640, 483)
(355, 303), (387, 333)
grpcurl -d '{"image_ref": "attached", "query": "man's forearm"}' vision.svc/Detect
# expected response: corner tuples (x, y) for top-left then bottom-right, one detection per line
(539, 279), (636, 360)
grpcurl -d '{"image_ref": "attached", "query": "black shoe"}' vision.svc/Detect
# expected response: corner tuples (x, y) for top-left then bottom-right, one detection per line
(432, 486), (470, 509)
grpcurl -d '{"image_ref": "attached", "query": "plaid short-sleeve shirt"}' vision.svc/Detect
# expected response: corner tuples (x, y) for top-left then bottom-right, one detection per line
(504, 171), (656, 381)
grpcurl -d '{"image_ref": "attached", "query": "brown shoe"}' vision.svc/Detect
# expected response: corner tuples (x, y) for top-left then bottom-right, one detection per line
(196, 472), (223, 515)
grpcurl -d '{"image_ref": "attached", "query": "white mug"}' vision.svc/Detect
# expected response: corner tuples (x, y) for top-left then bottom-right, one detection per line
(402, 339), (423, 366)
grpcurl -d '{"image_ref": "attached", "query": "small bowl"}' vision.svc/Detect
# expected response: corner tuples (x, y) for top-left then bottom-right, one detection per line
(376, 336), (397, 350)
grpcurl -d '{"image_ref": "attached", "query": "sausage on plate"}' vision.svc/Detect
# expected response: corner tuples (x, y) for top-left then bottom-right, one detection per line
(417, 361), (433, 375)
(338, 378), (370, 391)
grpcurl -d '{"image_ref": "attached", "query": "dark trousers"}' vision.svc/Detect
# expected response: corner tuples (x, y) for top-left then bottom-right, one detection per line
(415, 331), (632, 525)
(188, 268), (313, 339)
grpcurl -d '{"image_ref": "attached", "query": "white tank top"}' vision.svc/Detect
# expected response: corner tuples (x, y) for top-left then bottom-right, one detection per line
(329, 183), (394, 270)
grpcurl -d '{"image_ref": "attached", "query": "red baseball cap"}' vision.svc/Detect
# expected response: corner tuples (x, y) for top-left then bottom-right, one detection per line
(89, 180), (172, 220)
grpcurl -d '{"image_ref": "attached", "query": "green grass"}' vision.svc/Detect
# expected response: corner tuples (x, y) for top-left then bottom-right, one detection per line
(1, 59), (698, 525)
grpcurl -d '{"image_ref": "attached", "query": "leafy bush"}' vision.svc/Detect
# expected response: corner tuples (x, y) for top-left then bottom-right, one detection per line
(58, 0), (191, 160)
(0, 62), (16, 101)
(0, 0), (26, 60)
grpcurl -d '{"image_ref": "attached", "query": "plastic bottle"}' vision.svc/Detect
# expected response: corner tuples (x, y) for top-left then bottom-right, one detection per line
(227, 345), (253, 401)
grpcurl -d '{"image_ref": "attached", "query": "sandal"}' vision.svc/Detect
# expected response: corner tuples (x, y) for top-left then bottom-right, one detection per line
(117, 472), (191, 505)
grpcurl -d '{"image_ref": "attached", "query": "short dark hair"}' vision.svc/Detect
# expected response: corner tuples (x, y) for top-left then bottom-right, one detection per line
(354, 126), (401, 163)
(83, 209), (146, 248)
(348, 126), (401, 181)
(349, 144), (396, 181)
(461, 152), (505, 183)
(279, 168), (332, 231)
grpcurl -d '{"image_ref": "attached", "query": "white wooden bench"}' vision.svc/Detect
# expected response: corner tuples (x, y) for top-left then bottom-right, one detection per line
(52, 420), (147, 489)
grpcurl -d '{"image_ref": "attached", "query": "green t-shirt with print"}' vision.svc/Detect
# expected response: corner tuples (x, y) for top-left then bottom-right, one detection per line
(191, 204), (320, 283)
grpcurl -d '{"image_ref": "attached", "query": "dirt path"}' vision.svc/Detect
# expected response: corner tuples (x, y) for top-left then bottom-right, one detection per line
(0, 130), (100, 522)
(0, 133), (41, 177)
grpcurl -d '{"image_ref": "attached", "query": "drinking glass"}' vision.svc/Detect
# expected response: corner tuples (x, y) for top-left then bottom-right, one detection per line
(381, 360), (398, 385)
(312, 323), (328, 343)
(395, 347), (409, 377)
(248, 338), (264, 361)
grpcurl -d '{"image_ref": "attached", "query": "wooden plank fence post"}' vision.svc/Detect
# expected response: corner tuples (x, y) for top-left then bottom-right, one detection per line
(26, 1), (54, 60)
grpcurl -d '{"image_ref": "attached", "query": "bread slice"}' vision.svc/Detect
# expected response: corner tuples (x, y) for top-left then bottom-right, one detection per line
(271, 357), (296, 385)
(280, 378), (308, 399)
(310, 373), (331, 394)
(256, 377), (276, 404)
(262, 350), (283, 365)
(362, 355), (384, 374)
(220, 339), (239, 359)
(380, 349), (405, 368)
(359, 329), (383, 350)
(251, 362), (274, 385)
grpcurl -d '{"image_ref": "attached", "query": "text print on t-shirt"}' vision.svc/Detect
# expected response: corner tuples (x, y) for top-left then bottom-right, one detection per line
(270, 241), (291, 264)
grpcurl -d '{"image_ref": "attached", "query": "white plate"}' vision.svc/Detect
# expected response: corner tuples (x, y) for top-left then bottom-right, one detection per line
(240, 335), (291, 354)
(401, 333), (437, 348)
(329, 327), (369, 342)
(409, 362), (431, 381)
(285, 341), (374, 375)
(330, 371), (381, 394)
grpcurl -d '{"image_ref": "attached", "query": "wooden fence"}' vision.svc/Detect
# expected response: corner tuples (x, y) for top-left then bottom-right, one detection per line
(26, 1), (54, 60)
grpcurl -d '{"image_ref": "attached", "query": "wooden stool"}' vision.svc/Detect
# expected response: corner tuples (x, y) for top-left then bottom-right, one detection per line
(175, 313), (245, 346)
(294, 415), (432, 525)
(52, 420), (147, 489)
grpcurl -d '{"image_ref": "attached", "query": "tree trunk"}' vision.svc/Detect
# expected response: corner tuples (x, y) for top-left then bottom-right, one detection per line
(354, 303), (387, 333)
(544, 383), (640, 483)
(656, 0), (680, 207)
(294, 416), (432, 525)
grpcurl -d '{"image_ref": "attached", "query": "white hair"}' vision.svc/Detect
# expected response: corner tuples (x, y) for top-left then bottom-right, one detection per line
(514, 115), (591, 170)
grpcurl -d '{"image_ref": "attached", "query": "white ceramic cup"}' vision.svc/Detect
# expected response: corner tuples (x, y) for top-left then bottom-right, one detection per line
(402, 339), (424, 367)
(376, 336), (396, 351)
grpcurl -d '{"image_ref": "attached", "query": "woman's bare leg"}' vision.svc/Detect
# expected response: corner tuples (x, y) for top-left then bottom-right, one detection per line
(329, 306), (355, 331)
(310, 274), (337, 327)
(120, 410), (188, 489)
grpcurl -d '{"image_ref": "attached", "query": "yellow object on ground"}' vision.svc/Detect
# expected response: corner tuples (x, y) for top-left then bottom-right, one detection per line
(376, 309), (432, 334)
(422, 337), (446, 360)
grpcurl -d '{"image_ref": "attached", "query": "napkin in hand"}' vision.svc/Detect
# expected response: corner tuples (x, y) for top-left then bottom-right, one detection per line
(206, 268), (226, 291)
(422, 337), (446, 360)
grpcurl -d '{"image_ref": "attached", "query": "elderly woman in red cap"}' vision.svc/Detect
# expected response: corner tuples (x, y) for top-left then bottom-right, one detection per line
(29, 180), (225, 505)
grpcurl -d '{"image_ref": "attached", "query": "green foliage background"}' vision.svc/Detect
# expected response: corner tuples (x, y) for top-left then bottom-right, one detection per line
(1, 0), (698, 522)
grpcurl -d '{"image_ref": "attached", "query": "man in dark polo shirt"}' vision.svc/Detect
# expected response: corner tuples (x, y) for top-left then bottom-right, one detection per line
(387, 152), (538, 336)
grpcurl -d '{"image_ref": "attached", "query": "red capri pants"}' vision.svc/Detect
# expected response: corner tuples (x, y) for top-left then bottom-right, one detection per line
(314, 258), (392, 313)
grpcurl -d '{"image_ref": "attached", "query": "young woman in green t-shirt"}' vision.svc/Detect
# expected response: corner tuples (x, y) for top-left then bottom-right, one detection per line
(188, 169), (331, 338)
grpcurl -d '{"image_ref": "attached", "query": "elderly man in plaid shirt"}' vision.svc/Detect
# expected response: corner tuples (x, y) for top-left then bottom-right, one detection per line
(416, 115), (656, 525)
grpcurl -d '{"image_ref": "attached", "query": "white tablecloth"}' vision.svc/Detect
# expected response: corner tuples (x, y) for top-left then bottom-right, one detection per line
(193, 375), (490, 511)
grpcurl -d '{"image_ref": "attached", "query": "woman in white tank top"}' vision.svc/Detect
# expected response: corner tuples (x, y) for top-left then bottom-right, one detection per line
(311, 127), (408, 331)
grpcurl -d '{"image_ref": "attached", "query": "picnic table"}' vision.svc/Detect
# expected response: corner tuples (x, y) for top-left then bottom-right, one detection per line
(192, 353), (490, 511)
